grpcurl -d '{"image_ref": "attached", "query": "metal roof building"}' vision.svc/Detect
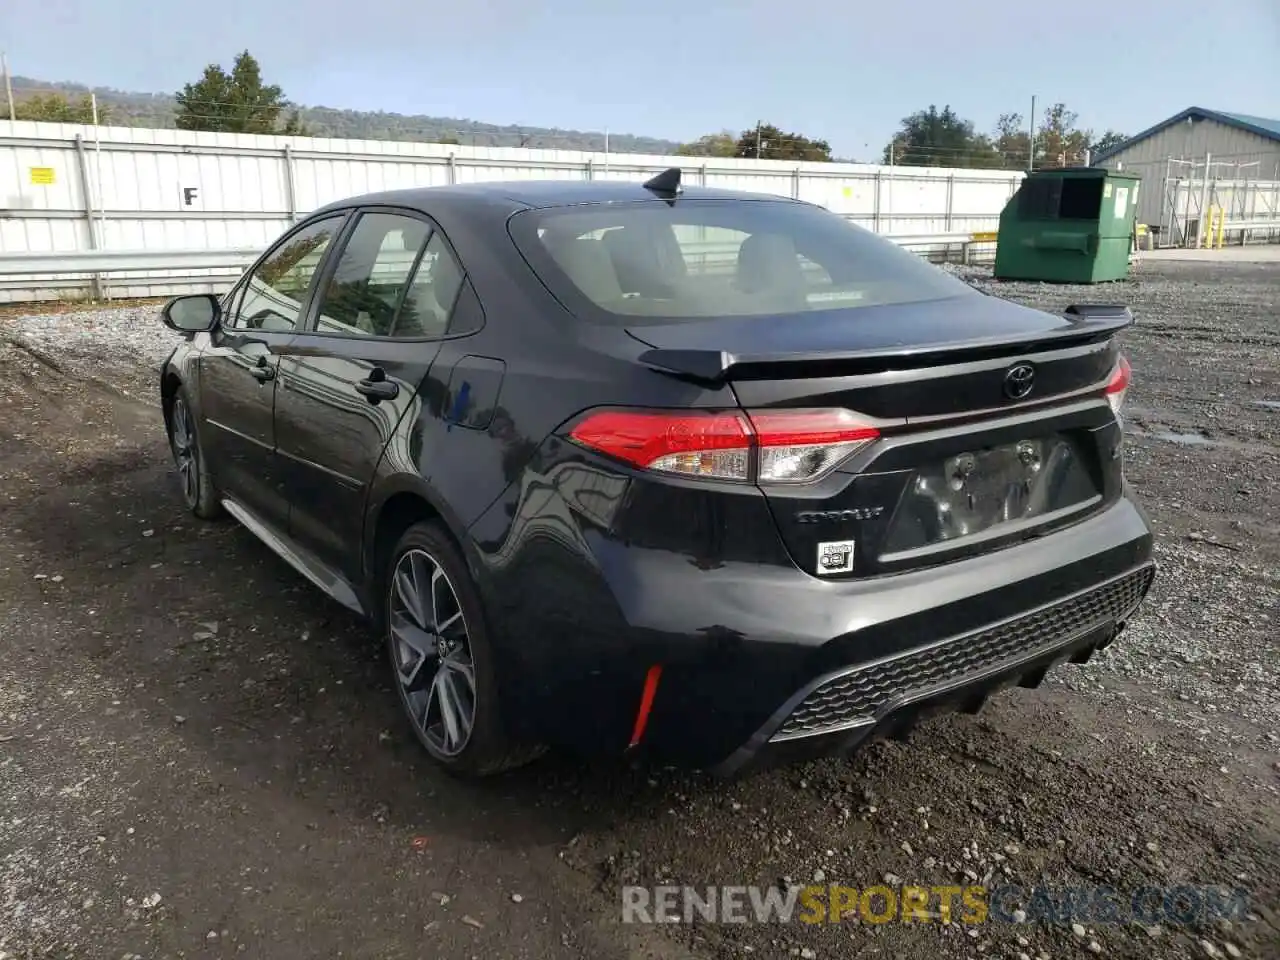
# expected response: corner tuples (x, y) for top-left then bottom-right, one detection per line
(1091, 107), (1280, 243)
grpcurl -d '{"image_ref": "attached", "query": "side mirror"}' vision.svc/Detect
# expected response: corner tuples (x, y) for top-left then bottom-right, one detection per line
(161, 294), (220, 334)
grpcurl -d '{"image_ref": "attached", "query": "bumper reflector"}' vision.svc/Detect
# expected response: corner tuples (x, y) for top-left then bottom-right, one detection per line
(628, 665), (664, 748)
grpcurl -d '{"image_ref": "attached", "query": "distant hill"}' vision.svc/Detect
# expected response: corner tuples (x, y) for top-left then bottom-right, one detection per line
(8, 75), (685, 154)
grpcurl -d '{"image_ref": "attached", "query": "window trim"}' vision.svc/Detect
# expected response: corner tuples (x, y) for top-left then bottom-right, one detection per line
(294, 205), (474, 343)
(222, 210), (353, 333)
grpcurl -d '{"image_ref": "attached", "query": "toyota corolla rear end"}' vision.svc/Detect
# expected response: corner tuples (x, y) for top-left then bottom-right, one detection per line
(487, 192), (1155, 774)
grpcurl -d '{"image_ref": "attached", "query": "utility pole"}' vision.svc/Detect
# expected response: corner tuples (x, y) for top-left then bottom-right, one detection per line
(756, 120), (763, 159)
(2, 52), (14, 122)
(1028, 95), (1036, 172)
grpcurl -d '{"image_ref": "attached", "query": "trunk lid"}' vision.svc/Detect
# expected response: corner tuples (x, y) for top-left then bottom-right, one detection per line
(627, 295), (1130, 579)
(627, 294), (1129, 420)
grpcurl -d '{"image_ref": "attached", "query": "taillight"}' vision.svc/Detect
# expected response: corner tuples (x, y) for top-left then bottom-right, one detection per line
(567, 408), (880, 483)
(1105, 355), (1131, 417)
(567, 410), (751, 481)
(748, 409), (881, 483)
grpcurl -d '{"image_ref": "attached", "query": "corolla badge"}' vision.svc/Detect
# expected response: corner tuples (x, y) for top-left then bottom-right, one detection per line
(796, 506), (885, 524)
(1003, 363), (1036, 400)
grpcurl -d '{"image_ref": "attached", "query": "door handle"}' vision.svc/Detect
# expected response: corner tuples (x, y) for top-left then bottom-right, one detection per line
(249, 357), (275, 382)
(355, 368), (399, 402)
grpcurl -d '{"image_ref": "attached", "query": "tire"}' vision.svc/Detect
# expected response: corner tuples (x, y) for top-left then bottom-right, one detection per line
(167, 388), (223, 520)
(384, 521), (542, 777)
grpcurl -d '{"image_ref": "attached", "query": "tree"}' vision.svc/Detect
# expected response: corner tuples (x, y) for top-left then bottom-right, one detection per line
(994, 112), (1031, 169)
(875, 104), (1110, 171)
(993, 103), (1095, 168)
(1037, 102), (1090, 167)
(1090, 130), (1128, 159)
(992, 106), (1101, 169)
(732, 124), (832, 161)
(14, 93), (108, 124)
(883, 105), (1000, 168)
(175, 50), (295, 134)
(675, 131), (737, 158)
(282, 110), (309, 136)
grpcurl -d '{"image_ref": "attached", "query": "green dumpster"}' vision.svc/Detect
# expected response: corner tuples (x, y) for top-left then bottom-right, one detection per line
(994, 168), (1141, 283)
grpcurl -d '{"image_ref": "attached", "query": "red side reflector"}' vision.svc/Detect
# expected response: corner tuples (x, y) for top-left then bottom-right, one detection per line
(627, 665), (663, 749)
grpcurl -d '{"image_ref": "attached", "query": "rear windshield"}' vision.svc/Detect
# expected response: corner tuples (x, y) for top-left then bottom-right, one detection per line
(508, 198), (972, 325)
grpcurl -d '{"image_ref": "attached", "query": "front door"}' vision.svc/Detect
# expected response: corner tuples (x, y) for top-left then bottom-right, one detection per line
(274, 209), (466, 581)
(198, 214), (347, 529)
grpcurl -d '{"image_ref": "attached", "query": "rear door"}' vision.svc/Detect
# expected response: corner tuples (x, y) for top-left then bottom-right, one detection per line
(273, 208), (466, 581)
(198, 215), (347, 528)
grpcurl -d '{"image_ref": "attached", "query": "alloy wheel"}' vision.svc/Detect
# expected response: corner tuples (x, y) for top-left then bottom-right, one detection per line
(389, 548), (477, 757)
(170, 397), (199, 507)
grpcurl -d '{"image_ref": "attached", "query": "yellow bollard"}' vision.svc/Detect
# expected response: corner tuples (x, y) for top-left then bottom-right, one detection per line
(1202, 206), (1219, 249)
(1216, 208), (1226, 249)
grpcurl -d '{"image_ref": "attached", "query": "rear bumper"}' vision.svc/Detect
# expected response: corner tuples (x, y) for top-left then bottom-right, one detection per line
(714, 563), (1152, 776)
(480, 492), (1155, 770)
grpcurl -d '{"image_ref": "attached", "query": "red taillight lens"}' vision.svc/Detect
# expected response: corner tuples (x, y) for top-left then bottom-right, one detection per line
(568, 410), (753, 480)
(1105, 355), (1131, 417)
(567, 408), (880, 483)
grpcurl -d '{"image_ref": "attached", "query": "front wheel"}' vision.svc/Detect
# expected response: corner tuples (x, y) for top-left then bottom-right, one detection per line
(384, 521), (542, 777)
(167, 389), (222, 520)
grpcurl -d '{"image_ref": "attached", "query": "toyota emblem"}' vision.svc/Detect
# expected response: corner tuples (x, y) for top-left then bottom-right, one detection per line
(1003, 363), (1036, 400)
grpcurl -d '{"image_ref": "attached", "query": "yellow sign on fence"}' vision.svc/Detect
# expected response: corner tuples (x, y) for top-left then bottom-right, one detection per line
(29, 167), (56, 185)
(970, 231), (998, 242)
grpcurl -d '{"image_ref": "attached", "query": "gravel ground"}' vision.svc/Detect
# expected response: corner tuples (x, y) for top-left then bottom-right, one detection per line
(0, 260), (1276, 960)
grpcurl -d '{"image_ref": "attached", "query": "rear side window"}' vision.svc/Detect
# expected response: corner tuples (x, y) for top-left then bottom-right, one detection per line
(313, 212), (432, 337)
(508, 199), (971, 324)
(399, 233), (465, 337)
(309, 211), (468, 339)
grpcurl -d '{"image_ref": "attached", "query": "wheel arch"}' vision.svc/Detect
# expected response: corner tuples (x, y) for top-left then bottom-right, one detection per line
(160, 369), (182, 419)
(363, 475), (474, 607)
(160, 346), (202, 423)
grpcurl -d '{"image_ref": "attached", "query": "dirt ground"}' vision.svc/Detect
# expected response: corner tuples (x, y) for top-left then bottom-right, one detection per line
(1, 259), (1276, 960)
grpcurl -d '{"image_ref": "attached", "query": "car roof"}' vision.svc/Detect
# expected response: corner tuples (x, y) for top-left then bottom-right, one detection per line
(314, 179), (800, 216)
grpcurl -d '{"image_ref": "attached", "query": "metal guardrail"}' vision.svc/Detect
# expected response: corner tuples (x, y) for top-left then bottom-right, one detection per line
(0, 248), (263, 276)
(0, 232), (997, 280)
(0, 232), (1000, 305)
(1222, 219), (1280, 234)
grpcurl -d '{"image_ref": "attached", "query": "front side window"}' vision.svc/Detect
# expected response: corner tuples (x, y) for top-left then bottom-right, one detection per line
(509, 199), (974, 324)
(231, 216), (344, 331)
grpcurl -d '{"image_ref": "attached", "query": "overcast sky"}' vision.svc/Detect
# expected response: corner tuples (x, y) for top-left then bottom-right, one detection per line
(3, 0), (1278, 157)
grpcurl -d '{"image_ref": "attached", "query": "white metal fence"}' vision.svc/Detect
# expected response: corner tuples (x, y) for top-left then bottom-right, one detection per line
(1108, 156), (1280, 247)
(1162, 174), (1280, 247)
(0, 119), (1024, 303)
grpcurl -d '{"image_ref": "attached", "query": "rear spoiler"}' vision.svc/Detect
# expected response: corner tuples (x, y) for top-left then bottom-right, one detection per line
(1063, 303), (1135, 322)
(635, 305), (1135, 383)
